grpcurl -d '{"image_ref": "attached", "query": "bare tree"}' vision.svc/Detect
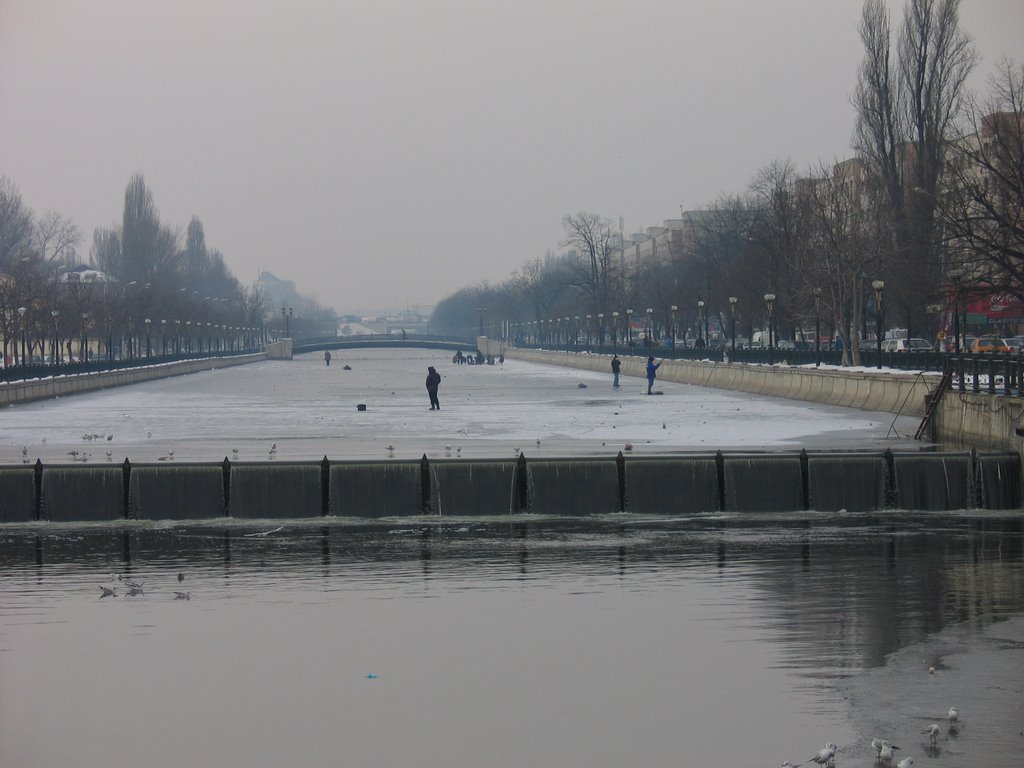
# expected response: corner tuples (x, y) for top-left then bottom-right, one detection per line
(853, 0), (976, 338)
(561, 212), (619, 316)
(120, 173), (181, 284)
(33, 211), (81, 267)
(940, 60), (1024, 296)
(0, 176), (34, 271)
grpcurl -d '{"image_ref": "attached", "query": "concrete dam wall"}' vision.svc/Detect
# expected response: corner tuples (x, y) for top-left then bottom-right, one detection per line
(1, 450), (1018, 523)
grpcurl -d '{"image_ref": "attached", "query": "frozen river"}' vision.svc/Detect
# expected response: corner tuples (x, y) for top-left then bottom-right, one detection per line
(0, 348), (923, 464)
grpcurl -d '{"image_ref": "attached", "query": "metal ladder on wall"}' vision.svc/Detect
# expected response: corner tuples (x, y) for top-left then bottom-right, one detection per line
(915, 366), (953, 440)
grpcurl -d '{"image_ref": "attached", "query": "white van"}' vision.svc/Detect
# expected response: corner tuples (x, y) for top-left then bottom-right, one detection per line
(750, 331), (769, 349)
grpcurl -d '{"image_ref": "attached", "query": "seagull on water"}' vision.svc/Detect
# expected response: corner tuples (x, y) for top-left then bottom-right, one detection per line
(922, 724), (940, 743)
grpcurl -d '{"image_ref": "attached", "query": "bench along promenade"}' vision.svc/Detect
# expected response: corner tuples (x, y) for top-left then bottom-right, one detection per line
(1, 336), (1021, 521)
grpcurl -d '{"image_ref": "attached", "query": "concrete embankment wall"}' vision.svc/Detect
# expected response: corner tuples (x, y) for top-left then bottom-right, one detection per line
(506, 348), (938, 417)
(932, 389), (1024, 452)
(1, 450), (1018, 522)
(0, 353), (267, 407)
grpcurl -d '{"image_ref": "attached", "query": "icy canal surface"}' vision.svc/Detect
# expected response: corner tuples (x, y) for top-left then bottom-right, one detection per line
(0, 349), (922, 463)
(1, 514), (1021, 768)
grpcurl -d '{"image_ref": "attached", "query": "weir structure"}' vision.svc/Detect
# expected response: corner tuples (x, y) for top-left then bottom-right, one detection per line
(0, 450), (1019, 523)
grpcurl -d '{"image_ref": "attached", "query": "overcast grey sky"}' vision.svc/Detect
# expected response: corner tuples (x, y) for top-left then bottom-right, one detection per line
(2, 1), (1023, 315)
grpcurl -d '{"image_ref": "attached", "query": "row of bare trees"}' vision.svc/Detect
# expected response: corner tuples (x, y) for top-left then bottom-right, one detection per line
(432, 0), (1023, 365)
(0, 173), (273, 364)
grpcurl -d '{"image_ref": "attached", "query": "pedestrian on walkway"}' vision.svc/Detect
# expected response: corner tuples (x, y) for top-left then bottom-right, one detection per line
(324, 350), (331, 366)
(611, 355), (621, 387)
(426, 366), (441, 410)
(645, 356), (661, 395)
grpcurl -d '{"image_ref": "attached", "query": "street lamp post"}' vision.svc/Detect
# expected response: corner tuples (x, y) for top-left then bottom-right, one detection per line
(872, 280), (885, 369)
(813, 288), (822, 367)
(611, 311), (619, 349)
(186, 321), (192, 354)
(670, 305), (677, 349)
(161, 319), (167, 356)
(477, 306), (487, 337)
(697, 300), (705, 350)
(17, 306), (27, 368)
(145, 318), (152, 358)
(586, 315), (592, 349)
(729, 297), (738, 355)
(764, 293), (776, 365)
(597, 313), (604, 349)
(51, 310), (60, 365)
(950, 270), (958, 354)
(626, 309), (633, 347)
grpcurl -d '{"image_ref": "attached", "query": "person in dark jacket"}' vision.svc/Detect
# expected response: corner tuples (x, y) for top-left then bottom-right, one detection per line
(645, 356), (660, 395)
(611, 355), (621, 387)
(426, 366), (441, 410)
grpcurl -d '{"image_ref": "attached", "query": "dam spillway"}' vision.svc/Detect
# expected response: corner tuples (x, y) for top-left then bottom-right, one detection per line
(0, 449), (1019, 523)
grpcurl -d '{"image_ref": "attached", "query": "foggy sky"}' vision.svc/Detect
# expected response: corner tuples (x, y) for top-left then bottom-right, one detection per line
(2, 0), (1023, 315)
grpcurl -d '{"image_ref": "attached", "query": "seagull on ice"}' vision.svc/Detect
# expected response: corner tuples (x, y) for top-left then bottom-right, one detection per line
(98, 585), (116, 598)
(878, 740), (899, 766)
(947, 706), (959, 729)
(922, 724), (940, 743)
(896, 759), (914, 768)
(804, 743), (836, 767)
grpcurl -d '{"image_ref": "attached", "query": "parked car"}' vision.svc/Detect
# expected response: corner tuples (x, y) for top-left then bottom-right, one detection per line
(880, 338), (932, 352)
(971, 336), (1010, 354)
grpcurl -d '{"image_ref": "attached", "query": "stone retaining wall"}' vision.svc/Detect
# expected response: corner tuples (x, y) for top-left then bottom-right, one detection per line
(0, 353), (267, 407)
(506, 348), (938, 417)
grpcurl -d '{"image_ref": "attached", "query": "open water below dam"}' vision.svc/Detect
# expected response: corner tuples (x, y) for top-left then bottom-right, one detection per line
(2, 512), (1022, 768)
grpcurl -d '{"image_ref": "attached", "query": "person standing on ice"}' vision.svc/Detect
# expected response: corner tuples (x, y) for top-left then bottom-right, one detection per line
(611, 355), (621, 387)
(645, 356), (661, 395)
(426, 366), (441, 410)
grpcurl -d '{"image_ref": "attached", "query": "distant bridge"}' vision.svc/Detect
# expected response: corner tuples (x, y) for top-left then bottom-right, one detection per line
(292, 334), (478, 355)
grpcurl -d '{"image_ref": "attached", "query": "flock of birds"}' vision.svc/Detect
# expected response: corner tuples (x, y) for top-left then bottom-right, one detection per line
(781, 705), (961, 768)
(98, 571), (190, 601)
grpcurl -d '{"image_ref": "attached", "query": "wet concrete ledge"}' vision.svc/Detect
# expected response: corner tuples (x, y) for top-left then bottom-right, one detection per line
(0, 353), (267, 407)
(0, 450), (1018, 523)
(505, 348), (939, 417)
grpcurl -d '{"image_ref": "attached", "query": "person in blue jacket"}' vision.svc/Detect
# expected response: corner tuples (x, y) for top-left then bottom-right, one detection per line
(645, 356), (661, 395)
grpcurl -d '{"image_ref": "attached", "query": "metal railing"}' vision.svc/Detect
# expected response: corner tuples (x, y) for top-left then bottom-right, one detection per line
(0, 348), (260, 384)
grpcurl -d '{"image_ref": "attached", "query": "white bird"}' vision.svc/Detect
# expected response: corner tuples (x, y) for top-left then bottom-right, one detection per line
(126, 584), (145, 597)
(98, 585), (116, 598)
(896, 759), (914, 768)
(947, 706), (959, 728)
(805, 743), (836, 767)
(879, 740), (898, 766)
(922, 724), (940, 743)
